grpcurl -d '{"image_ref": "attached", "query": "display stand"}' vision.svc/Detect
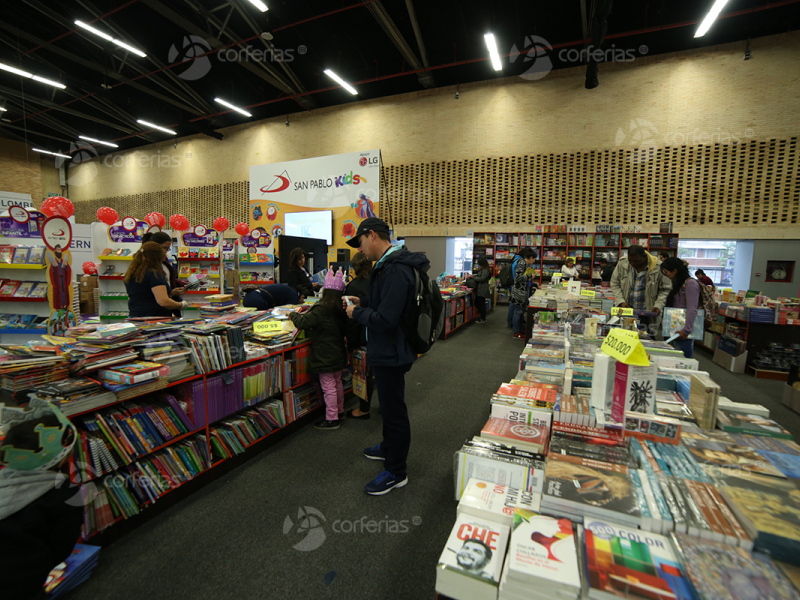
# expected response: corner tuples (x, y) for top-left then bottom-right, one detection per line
(238, 230), (275, 291)
(93, 219), (149, 320)
(176, 225), (222, 299)
(440, 290), (476, 340)
(0, 208), (51, 342)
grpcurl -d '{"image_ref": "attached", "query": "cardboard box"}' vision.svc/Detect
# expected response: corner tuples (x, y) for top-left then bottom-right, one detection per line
(712, 348), (748, 373)
(80, 275), (98, 290)
(782, 383), (800, 414)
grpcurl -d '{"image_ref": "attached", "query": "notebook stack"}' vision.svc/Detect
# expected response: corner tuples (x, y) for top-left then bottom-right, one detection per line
(28, 377), (117, 416)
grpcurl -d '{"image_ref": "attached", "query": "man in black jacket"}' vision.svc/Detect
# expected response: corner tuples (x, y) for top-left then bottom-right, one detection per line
(344, 218), (429, 495)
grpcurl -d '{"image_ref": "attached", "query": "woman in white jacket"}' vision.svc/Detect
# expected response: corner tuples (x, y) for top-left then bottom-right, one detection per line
(561, 258), (580, 279)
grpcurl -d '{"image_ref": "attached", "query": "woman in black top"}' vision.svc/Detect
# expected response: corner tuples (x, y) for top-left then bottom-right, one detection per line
(124, 242), (188, 318)
(141, 231), (186, 298)
(344, 252), (374, 420)
(286, 248), (320, 298)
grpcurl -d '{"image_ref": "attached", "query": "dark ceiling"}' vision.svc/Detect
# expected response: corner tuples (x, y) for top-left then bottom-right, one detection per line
(1, 0), (798, 159)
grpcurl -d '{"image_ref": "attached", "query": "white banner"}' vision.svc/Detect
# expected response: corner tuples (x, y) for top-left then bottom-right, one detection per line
(0, 191), (34, 210)
(249, 150), (381, 209)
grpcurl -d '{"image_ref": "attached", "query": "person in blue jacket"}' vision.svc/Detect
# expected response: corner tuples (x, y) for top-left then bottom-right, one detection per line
(343, 217), (428, 496)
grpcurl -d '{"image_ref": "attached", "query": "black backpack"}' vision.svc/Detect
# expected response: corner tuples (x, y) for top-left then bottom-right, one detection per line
(499, 258), (518, 289)
(400, 265), (445, 354)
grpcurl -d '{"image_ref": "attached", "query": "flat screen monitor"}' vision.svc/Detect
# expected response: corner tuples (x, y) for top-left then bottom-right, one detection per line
(284, 210), (333, 246)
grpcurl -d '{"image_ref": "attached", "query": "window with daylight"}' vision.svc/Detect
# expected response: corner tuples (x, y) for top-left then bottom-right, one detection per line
(677, 240), (739, 286)
(446, 237), (474, 276)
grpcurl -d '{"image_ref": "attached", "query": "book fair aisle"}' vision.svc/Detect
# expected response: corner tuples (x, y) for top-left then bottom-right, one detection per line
(435, 274), (800, 600)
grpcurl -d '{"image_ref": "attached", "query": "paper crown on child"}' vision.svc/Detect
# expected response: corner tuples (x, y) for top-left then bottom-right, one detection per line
(0, 398), (77, 471)
(323, 268), (347, 292)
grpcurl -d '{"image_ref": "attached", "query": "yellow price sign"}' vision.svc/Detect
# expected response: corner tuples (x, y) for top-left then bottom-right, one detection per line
(611, 307), (634, 316)
(253, 320), (287, 334)
(562, 282), (569, 288)
(580, 289), (596, 298)
(600, 328), (650, 366)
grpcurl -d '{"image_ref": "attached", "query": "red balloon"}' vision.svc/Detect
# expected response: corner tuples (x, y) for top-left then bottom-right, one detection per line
(145, 212), (166, 228)
(213, 217), (230, 232)
(42, 196), (74, 218)
(169, 214), (189, 231)
(82, 261), (98, 275)
(235, 222), (250, 236)
(96, 207), (119, 226)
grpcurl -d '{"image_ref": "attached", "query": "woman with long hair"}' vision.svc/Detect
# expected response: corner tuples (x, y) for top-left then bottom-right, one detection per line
(661, 256), (700, 358)
(141, 231), (186, 299)
(286, 247), (320, 298)
(345, 252), (374, 419)
(289, 269), (348, 430)
(472, 257), (492, 324)
(124, 242), (188, 318)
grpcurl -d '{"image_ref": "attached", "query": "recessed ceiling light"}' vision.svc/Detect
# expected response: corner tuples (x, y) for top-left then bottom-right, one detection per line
(136, 119), (176, 135)
(74, 20), (147, 57)
(214, 98), (252, 117)
(324, 69), (357, 95)
(79, 135), (119, 148)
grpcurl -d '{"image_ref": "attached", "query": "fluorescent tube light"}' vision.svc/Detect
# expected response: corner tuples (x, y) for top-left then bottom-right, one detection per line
(75, 20), (147, 57)
(79, 135), (119, 148)
(214, 98), (252, 117)
(323, 69), (357, 95)
(484, 33), (502, 71)
(694, 0), (731, 38)
(247, 0), (268, 12)
(0, 63), (66, 89)
(137, 119), (176, 135)
(33, 148), (72, 159)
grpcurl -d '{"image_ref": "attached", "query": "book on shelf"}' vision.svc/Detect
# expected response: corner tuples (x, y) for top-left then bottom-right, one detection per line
(11, 246), (29, 264)
(28, 247), (45, 264)
(0, 245), (13, 263)
(499, 509), (581, 600)
(583, 518), (694, 600)
(716, 408), (793, 439)
(480, 416), (549, 454)
(671, 532), (800, 600)
(0, 280), (20, 296)
(435, 513), (510, 600)
(13, 281), (34, 297)
(29, 282), (48, 298)
(458, 478), (541, 526)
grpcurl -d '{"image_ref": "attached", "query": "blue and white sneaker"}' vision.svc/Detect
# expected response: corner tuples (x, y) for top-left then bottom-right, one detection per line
(363, 444), (385, 461)
(365, 470), (408, 495)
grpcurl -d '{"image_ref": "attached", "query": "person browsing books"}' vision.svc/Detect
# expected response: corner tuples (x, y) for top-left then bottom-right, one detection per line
(0, 400), (84, 600)
(124, 242), (188, 318)
(560, 258), (580, 280)
(344, 252), (374, 420)
(658, 251), (670, 264)
(344, 217), (429, 495)
(695, 269), (715, 289)
(598, 258), (615, 283)
(661, 256), (700, 358)
(610, 245), (671, 330)
(141, 231), (186, 300)
(509, 247), (538, 340)
(472, 257), (492, 324)
(289, 269), (348, 430)
(286, 248), (320, 299)
(241, 283), (300, 310)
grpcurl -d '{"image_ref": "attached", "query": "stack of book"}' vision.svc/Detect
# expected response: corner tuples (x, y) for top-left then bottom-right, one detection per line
(0, 350), (70, 403)
(454, 438), (546, 501)
(44, 544), (101, 599)
(499, 509), (582, 600)
(28, 377), (116, 416)
(285, 382), (319, 423)
(182, 324), (245, 374)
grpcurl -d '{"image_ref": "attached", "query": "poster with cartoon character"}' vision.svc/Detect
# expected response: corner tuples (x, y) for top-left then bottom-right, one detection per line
(41, 216), (77, 336)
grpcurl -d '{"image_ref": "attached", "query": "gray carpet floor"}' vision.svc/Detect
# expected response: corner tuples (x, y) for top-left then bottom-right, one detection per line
(66, 320), (796, 600)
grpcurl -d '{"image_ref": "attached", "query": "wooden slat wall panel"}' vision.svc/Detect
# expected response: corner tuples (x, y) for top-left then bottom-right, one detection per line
(77, 138), (799, 232)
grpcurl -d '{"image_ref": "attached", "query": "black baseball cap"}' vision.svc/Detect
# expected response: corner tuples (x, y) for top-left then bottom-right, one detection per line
(346, 217), (391, 248)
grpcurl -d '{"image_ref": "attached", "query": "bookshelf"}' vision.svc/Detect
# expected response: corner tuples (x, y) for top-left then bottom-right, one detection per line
(0, 238), (52, 342)
(472, 228), (680, 303)
(441, 291), (479, 339)
(77, 340), (326, 544)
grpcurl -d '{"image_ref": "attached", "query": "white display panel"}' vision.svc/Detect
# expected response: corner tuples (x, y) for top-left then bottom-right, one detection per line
(284, 211), (332, 245)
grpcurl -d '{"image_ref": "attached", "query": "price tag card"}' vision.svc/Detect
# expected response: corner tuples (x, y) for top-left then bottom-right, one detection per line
(600, 328), (650, 366)
(253, 320), (287, 334)
(580, 289), (596, 298)
(611, 306), (634, 316)
(568, 281), (581, 295)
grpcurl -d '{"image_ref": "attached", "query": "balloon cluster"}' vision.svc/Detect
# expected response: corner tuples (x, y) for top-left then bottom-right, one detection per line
(41, 196), (74, 218)
(213, 217), (230, 232)
(235, 222), (250, 236)
(145, 212), (166, 228)
(96, 207), (119, 225)
(169, 214), (189, 231)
